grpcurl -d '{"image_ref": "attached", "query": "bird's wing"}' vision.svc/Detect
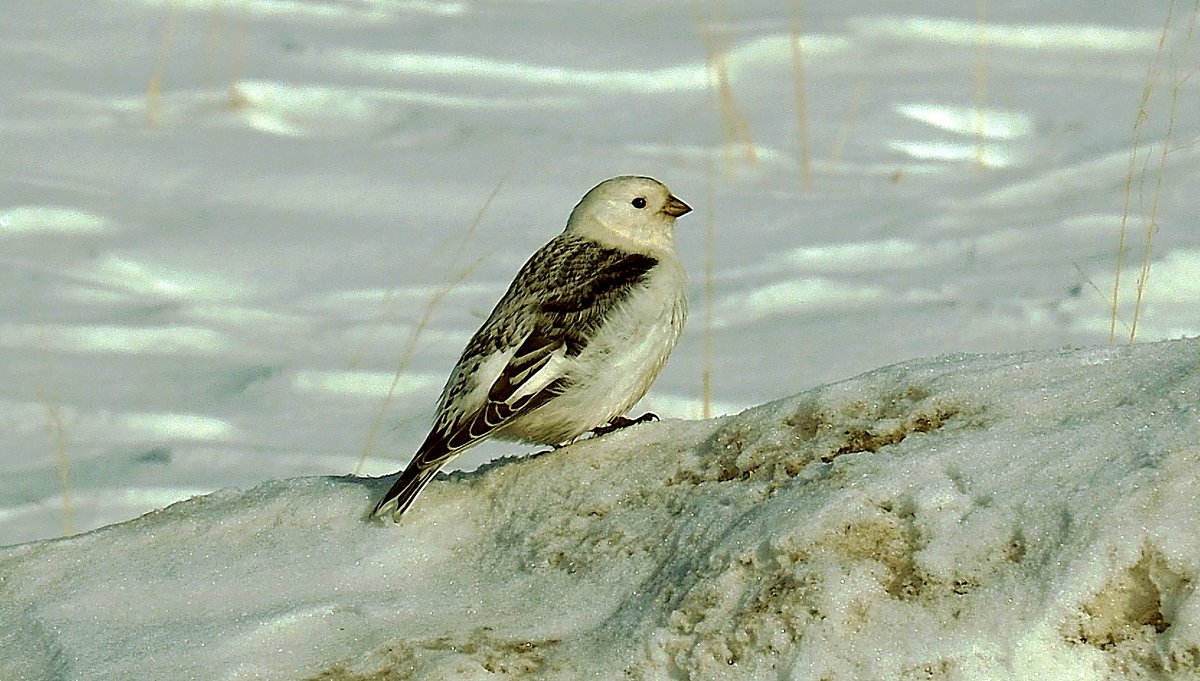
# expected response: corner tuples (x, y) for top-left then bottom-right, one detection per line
(423, 235), (660, 462)
(373, 237), (659, 519)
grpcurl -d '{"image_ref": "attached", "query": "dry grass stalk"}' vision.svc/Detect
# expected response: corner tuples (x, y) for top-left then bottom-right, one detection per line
(696, 4), (757, 177)
(1128, 0), (1198, 342)
(353, 255), (487, 475)
(37, 327), (73, 536)
(701, 152), (717, 420)
(352, 175), (510, 473)
(1114, 0), (1195, 343)
(974, 0), (989, 169)
(146, 6), (183, 126)
(348, 173), (511, 370)
(789, 0), (812, 187)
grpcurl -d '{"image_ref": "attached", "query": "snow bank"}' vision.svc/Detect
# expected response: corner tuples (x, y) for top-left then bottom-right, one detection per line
(3, 339), (1199, 680)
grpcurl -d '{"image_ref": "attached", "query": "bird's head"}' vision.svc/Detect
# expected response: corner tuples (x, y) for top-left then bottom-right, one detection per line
(564, 175), (691, 252)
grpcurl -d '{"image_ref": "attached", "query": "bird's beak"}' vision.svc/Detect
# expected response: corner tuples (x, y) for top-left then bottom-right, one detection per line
(662, 195), (692, 218)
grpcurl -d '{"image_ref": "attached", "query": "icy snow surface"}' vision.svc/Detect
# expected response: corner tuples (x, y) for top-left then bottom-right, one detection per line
(3, 339), (1199, 680)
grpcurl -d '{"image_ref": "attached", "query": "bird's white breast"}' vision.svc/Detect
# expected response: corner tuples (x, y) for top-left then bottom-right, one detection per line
(498, 252), (687, 445)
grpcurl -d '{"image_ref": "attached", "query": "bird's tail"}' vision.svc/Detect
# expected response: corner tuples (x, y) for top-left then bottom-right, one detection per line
(372, 463), (440, 522)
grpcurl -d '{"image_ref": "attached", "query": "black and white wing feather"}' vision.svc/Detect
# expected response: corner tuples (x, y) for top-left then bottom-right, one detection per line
(372, 234), (657, 518)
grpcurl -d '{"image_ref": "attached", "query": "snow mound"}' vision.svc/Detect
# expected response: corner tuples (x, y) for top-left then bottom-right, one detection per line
(3, 339), (1199, 680)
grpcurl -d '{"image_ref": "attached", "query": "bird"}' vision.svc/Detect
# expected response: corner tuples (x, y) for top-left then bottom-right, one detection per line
(372, 175), (691, 521)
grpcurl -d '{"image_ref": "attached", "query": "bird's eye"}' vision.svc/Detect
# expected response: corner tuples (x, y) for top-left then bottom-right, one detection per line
(631, 197), (647, 209)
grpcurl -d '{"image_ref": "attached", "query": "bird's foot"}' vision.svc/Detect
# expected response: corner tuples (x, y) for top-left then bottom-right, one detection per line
(592, 412), (659, 437)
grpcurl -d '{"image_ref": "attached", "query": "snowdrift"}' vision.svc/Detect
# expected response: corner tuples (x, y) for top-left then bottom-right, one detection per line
(3, 339), (1199, 680)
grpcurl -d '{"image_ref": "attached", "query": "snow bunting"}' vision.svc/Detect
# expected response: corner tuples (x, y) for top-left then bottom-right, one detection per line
(372, 175), (691, 521)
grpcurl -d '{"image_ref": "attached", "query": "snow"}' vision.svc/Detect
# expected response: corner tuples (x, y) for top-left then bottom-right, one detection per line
(3, 338), (1199, 679)
(4, 0), (1200, 546)
(3, 0), (1200, 676)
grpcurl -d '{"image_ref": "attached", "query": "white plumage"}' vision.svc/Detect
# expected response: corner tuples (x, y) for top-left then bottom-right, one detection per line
(372, 175), (690, 521)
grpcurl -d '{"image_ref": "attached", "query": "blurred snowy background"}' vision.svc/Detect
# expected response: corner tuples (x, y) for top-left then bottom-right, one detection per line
(2, 0), (1198, 545)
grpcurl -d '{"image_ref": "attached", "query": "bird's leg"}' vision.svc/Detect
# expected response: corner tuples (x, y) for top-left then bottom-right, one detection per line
(591, 412), (659, 437)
